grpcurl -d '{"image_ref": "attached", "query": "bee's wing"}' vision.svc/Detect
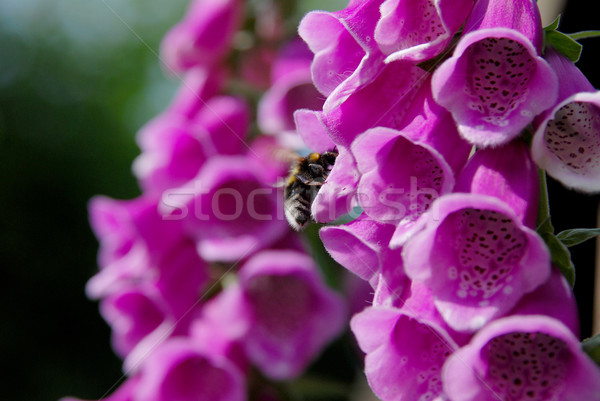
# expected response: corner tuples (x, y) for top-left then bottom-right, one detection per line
(273, 148), (301, 164)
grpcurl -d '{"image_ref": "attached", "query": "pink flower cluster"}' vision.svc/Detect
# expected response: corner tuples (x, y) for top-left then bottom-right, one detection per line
(63, 1), (346, 400)
(66, 0), (600, 400)
(297, 0), (600, 400)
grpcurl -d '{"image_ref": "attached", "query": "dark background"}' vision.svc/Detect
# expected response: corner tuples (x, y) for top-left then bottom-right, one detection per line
(0, 1), (598, 400)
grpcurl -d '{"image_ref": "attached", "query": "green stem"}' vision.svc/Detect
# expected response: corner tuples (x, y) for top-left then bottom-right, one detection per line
(536, 169), (552, 232)
(568, 30), (600, 41)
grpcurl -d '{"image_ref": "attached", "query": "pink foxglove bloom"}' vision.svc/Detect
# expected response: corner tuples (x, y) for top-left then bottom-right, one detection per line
(454, 140), (539, 228)
(99, 284), (180, 367)
(135, 337), (246, 401)
(134, 93), (250, 196)
(352, 126), (456, 237)
(533, 47), (600, 192)
(321, 60), (427, 139)
(293, 109), (336, 153)
(165, 67), (227, 119)
(320, 214), (407, 296)
(160, 0), (244, 73)
(443, 315), (600, 401)
(375, 0), (473, 63)
(237, 250), (346, 379)
(298, 0), (385, 97)
(310, 145), (361, 222)
(201, 250), (346, 379)
(401, 193), (551, 332)
(431, 0), (557, 146)
(87, 196), (207, 305)
(351, 282), (469, 401)
(302, 62), (433, 223)
(257, 38), (324, 149)
(168, 155), (287, 262)
(509, 267), (580, 336)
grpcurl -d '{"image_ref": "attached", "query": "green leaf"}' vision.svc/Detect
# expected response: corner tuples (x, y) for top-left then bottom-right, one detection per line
(543, 14), (583, 62)
(557, 228), (600, 247)
(582, 334), (600, 366)
(540, 232), (575, 287)
(545, 30), (583, 62)
(543, 15), (561, 32)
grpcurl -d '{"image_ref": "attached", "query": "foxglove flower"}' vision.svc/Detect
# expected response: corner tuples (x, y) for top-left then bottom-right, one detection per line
(352, 126), (456, 240)
(293, 108), (336, 153)
(257, 38), (324, 149)
(87, 196), (207, 303)
(87, 196), (207, 301)
(197, 250), (346, 380)
(508, 267), (580, 336)
(160, 0), (244, 73)
(135, 337), (246, 401)
(237, 250), (346, 379)
(443, 315), (600, 401)
(310, 145), (361, 222)
(320, 213), (407, 297)
(351, 282), (469, 401)
(321, 60), (427, 137)
(167, 155), (287, 262)
(298, 0), (385, 97)
(134, 94), (250, 196)
(454, 139), (539, 228)
(166, 67), (227, 119)
(99, 284), (179, 368)
(401, 193), (551, 332)
(349, 73), (470, 242)
(532, 47), (600, 192)
(432, 0), (557, 146)
(301, 62), (433, 223)
(375, 0), (473, 63)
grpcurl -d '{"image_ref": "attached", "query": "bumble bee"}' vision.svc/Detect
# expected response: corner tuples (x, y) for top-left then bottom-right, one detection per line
(284, 150), (338, 231)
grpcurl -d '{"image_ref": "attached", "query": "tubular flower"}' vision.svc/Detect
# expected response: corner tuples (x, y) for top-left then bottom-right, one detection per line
(160, 0), (244, 73)
(532, 47), (600, 192)
(352, 127), (455, 237)
(293, 109), (336, 153)
(203, 250), (347, 380)
(298, 0), (385, 97)
(454, 139), (539, 229)
(431, 0), (557, 146)
(319, 213), (407, 297)
(257, 38), (324, 149)
(401, 193), (551, 332)
(443, 315), (600, 401)
(135, 338), (246, 401)
(168, 155), (288, 262)
(321, 60), (427, 140)
(375, 0), (474, 63)
(134, 93), (250, 196)
(310, 145), (361, 222)
(508, 267), (580, 337)
(351, 282), (469, 401)
(87, 196), (207, 312)
(99, 284), (177, 366)
(238, 250), (346, 380)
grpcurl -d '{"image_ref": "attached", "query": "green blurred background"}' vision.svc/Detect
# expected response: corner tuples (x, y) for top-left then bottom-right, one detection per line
(0, 1), (598, 400)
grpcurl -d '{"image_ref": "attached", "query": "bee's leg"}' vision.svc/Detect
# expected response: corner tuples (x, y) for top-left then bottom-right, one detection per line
(308, 163), (325, 176)
(296, 173), (325, 186)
